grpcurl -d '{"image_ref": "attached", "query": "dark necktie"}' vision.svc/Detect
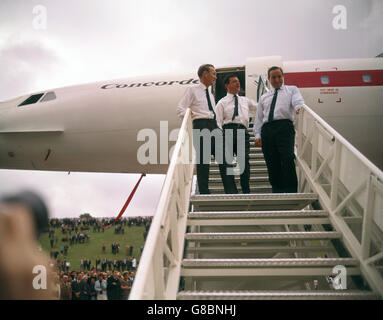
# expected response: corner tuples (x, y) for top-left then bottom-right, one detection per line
(205, 88), (216, 119)
(268, 87), (280, 123)
(232, 95), (239, 120)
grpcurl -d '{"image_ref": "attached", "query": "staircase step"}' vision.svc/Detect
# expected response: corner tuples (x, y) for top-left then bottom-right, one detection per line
(177, 290), (380, 300)
(209, 168), (269, 177)
(210, 160), (267, 168)
(185, 245), (336, 254)
(185, 231), (341, 241)
(188, 210), (328, 219)
(182, 258), (358, 268)
(250, 147), (262, 153)
(187, 210), (329, 226)
(181, 257), (360, 277)
(190, 193), (318, 211)
(211, 153), (264, 160)
(209, 176), (269, 183)
(208, 186), (272, 194)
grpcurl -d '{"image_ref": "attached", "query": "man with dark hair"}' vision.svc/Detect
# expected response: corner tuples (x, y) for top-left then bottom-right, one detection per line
(71, 273), (81, 300)
(79, 276), (90, 300)
(197, 64), (214, 79)
(254, 66), (305, 193)
(107, 269), (122, 300)
(95, 273), (107, 300)
(177, 64), (226, 194)
(120, 271), (132, 300)
(267, 66), (283, 78)
(216, 74), (257, 193)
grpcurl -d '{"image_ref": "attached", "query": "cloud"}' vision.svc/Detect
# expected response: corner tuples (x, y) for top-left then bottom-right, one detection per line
(359, 0), (383, 56)
(0, 38), (61, 100)
(0, 0), (382, 219)
(0, 170), (165, 218)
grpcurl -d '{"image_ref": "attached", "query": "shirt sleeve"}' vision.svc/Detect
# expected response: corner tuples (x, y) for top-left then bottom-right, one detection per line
(215, 100), (224, 129)
(176, 87), (192, 120)
(253, 97), (264, 140)
(291, 86), (305, 111)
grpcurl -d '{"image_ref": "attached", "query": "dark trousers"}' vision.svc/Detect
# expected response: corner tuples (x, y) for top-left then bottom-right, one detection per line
(192, 119), (229, 194)
(222, 123), (250, 194)
(261, 119), (298, 193)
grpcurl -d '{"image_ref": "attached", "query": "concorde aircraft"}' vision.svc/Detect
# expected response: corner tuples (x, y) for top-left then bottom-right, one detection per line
(0, 56), (382, 173)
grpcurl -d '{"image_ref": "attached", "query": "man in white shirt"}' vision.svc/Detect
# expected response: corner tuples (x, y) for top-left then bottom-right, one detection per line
(216, 74), (257, 193)
(254, 66), (304, 193)
(95, 274), (107, 300)
(177, 64), (226, 194)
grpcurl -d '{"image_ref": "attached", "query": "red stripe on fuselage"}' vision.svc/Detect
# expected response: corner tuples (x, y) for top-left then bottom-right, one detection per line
(284, 70), (383, 88)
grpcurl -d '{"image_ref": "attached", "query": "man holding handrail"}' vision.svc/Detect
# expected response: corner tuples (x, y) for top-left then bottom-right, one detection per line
(177, 64), (227, 194)
(254, 66), (304, 193)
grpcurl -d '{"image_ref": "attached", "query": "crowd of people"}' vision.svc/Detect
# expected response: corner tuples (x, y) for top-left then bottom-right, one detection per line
(49, 216), (152, 232)
(69, 257), (138, 272)
(44, 216), (152, 300)
(58, 269), (135, 300)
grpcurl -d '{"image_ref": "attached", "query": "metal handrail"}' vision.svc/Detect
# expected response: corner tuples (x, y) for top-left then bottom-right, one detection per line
(296, 105), (383, 297)
(130, 84), (383, 299)
(129, 108), (194, 299)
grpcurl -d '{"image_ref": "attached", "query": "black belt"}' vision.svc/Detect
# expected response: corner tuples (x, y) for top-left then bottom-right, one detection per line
(193, 118), (216, 123)
(263, 119), (292, 127)
(223, 123), (247, 130)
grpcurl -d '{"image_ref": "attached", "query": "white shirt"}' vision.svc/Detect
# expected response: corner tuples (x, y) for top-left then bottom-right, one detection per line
(176, 83), (216, 120)
(215, 93), (257, 129)
(95, 279), (107, 294)
(254, 85), (305, 139)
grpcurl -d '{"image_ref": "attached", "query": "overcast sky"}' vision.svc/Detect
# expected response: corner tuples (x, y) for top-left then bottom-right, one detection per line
(0, 0), (382, 218)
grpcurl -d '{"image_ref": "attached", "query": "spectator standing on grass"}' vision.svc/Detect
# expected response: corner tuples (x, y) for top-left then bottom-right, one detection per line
(120, 271), (132, 300)
(72, 273), (81, 300)
(79, 276), (89, 300)
(95, 274), (107, 300)
(88, 277), (97, 300)
(107, 269), (122, 300)
(60, 275), (72, 300)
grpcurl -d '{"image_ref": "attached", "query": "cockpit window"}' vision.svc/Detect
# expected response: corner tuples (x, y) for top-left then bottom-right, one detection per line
(18, 91), (56, 106)
(18, 93), (44, 106)
(40, 91), (56, 102)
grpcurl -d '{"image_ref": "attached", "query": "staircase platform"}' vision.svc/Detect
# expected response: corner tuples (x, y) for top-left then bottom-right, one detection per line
(177, 290), (380, 300)
(190, 193), (318, 211)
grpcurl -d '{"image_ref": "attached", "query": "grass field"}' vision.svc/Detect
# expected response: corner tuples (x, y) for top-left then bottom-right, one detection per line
(38, 225), (147, 271)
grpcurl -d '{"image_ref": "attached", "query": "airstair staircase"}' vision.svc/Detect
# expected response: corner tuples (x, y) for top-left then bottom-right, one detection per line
(130, 106), (383, 300)
(177, 127), (379, 300)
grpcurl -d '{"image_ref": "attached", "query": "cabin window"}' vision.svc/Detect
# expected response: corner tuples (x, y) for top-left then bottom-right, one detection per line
(320, 75), (330, 85)
(362, 74), (371, 83)
(18, 93), (44, 106)
(40, 91), (56, 102)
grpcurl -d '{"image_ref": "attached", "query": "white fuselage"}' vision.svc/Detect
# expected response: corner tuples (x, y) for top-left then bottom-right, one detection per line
(0, 57), (382, 173)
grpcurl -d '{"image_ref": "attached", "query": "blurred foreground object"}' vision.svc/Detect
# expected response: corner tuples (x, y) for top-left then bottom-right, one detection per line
(0, 191), (56, 299)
